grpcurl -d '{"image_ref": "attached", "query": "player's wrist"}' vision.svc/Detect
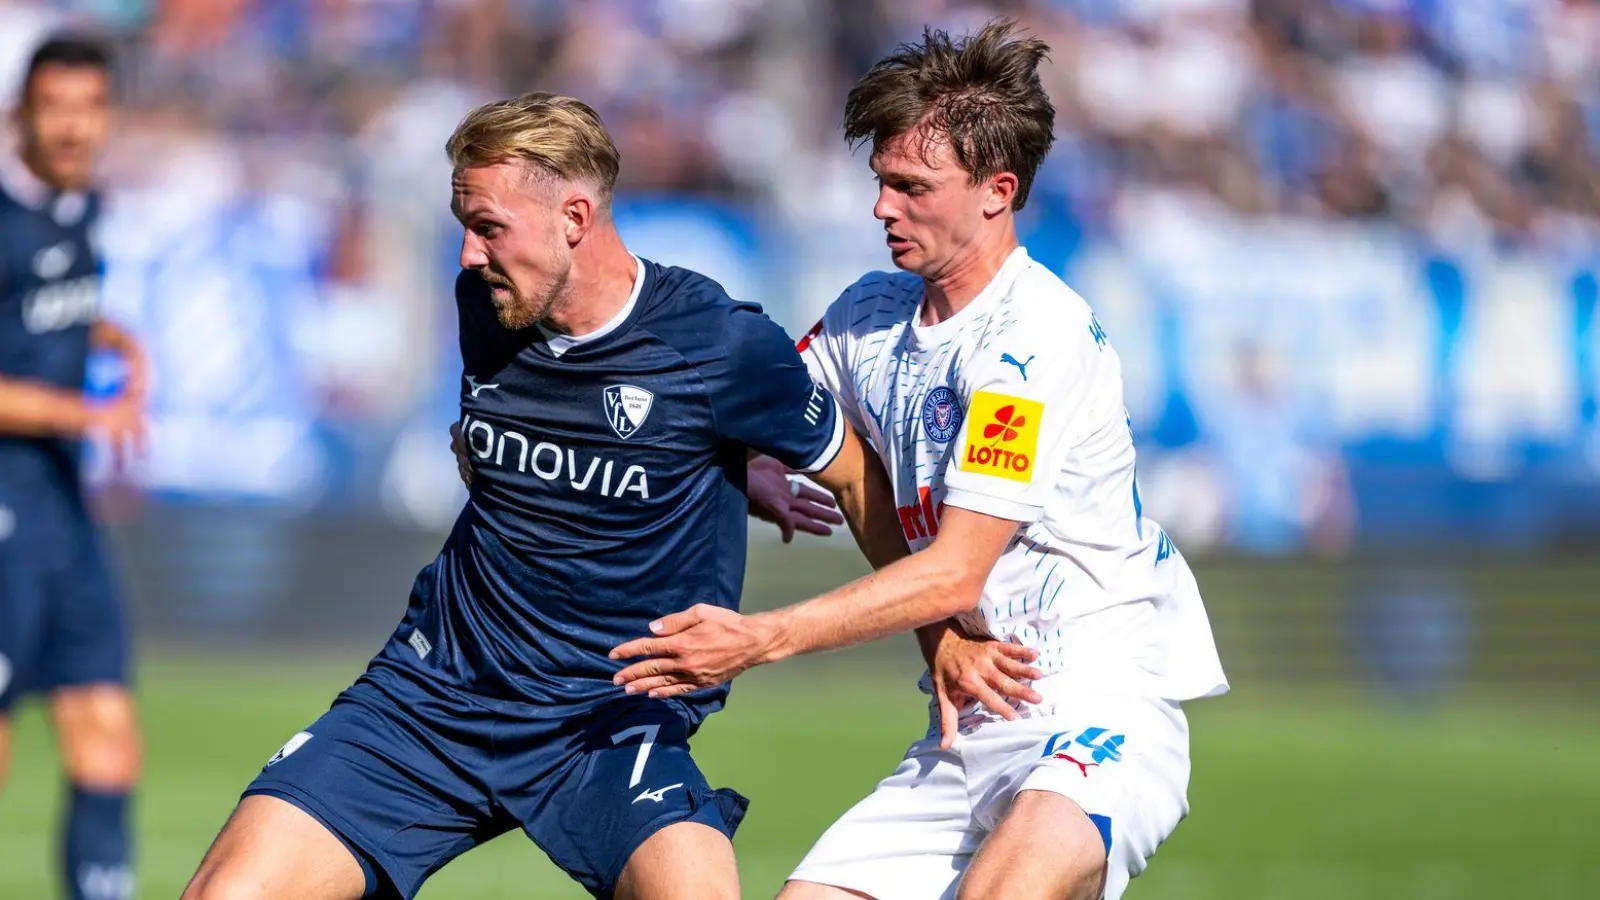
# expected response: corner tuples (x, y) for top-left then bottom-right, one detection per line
(748, 610), (795, 665)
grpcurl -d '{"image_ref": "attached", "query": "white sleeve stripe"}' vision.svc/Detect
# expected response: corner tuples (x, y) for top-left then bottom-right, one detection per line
(942, 487), (1045, 524)
(794, 395), (847, 475)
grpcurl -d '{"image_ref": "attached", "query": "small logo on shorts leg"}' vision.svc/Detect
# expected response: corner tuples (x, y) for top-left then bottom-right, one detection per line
(633, 783), (684, 804)
(408, 629), (433, 660)
(266, 732), (313, 767)
(1041, 727), (1125, 778)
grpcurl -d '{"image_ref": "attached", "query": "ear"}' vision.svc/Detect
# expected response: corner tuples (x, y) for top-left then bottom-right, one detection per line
(562, 191), (597, 246)
(984, 172), (1019, 218)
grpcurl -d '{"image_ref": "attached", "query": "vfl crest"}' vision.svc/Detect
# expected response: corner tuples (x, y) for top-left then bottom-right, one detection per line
(604, 385), (655, 439)
(921, 386), (963, 444)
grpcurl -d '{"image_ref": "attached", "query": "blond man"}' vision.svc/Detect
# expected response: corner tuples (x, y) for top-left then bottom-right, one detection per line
(181, 92), (902, 900)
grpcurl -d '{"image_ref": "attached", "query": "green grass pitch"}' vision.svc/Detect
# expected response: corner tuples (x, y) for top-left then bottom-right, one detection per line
(2, 655), (1597, 899)
(3, 650), (1600, 896)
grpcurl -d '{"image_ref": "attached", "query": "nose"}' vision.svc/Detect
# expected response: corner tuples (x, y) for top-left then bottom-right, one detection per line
(460, 232), (489, 271)
(873, 185), (897, 223)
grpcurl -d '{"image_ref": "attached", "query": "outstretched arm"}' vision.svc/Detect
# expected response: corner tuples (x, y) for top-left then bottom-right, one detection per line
(611, 421), (1038, 708)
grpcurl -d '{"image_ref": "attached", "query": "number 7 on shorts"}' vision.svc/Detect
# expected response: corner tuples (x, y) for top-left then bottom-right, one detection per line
(610, 724), (660, 788)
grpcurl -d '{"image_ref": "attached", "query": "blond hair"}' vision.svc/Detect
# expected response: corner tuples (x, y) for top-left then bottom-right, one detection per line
(446, 92), (620, 202)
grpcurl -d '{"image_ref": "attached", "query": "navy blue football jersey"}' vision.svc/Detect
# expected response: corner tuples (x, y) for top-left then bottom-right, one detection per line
(383, 259), (843, 725)
(0, 162), (103, 492)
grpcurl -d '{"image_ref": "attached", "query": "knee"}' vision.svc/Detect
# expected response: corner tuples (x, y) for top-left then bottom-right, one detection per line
(58, 695), (142, 789)
(69, 724), (142, 789)
(957, 858), (1106, 900)
(181, 862), (269, 900)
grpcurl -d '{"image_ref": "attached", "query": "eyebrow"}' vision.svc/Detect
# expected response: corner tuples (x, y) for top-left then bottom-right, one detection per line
(876, 169), (931, 188)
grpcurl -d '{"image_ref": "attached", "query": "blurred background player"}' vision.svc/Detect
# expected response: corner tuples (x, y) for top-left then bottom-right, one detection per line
(0, 32), (147, 900)
(613, 21), (1227, 900)
(183, 91), (885, 900)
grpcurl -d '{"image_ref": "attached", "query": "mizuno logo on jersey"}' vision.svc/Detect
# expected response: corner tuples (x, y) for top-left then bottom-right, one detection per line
(460, 413), (652, 500)
(960, 391), (1043, 483)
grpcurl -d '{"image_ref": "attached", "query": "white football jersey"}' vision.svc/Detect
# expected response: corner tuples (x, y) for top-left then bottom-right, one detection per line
(801, 247), (1227, 702)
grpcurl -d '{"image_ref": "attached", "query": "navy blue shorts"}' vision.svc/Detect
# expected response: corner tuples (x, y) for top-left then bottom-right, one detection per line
(0, 486), (128, 713)
(243, 672), (747, 899)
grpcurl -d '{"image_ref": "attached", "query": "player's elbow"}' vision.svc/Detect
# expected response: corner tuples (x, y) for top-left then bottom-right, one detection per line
(924, 555), (987, 620)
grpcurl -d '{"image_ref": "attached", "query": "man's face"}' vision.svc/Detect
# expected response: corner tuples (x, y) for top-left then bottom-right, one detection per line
(17, 64), (111, 191)
(870, 130), (995, 280)
(452, 161), (572, 330)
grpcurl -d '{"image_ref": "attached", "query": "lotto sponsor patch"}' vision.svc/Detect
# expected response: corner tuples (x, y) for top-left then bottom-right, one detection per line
(959, 391), (1043, 484)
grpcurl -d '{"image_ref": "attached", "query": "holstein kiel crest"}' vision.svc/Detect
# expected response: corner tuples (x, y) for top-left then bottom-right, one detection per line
(604, 385), (655, 439)
(922, 386), (962, 444)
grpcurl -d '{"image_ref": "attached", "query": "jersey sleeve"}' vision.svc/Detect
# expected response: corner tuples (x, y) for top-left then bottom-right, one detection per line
(709, 303), (845, 474)
(796, 286), (868, 438)
(941, 305), (1112, 523)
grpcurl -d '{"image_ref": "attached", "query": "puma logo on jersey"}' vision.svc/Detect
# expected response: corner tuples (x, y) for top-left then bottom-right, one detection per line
(465, 375), (499, 397)
(633, 783), (684, 804)
(1000, 353), (1035, 381)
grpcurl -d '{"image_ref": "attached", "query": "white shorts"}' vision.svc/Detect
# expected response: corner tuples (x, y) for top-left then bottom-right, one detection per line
(789, 688), (1191, 900)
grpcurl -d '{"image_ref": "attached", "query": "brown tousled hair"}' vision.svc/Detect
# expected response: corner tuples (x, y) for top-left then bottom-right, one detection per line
(843, 20), (1055, 210)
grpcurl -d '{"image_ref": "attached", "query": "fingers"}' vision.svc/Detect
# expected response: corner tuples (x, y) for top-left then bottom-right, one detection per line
(995, 654), (1045, 689)
(961, 675), (1020, 723)
(610, 638), (669, 661)
(611, 655), (685, 685)
(995, 642), (1040, 663)
(619, 674), (683, 695)
(936, 683), (960, 750)
(779, 516), (796, 543)
(794, 483), (837, 507)
(788, 514), (834, 538)
(647, 683), (702, 699)
(987, 672), (1042, 706)
(793, 499), (845, 525)
(647, 604), (707, 636)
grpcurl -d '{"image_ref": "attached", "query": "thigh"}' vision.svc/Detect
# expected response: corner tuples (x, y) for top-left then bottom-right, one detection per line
(509, 699), (747, 900)
(38, 523), (129, 694)
(776, 883), (876, 900)
(966, 695), (1193, 900)
(0, 509), (53, 713)
(958, 790), (1107, 900)
(614, 821), (737, 900)
(182, 794), (369, 900)
(244, 684), (511, 898)
(788, 739), (978, 900)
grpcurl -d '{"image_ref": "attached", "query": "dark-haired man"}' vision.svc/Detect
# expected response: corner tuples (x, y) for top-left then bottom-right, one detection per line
(613, 21), (1228, 900)
(0, 33), (147, 900)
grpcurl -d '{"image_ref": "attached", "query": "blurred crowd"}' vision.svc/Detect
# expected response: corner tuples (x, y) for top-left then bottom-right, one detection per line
(4, 0), (1598, 243)
(0, 0), (1596, 552)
